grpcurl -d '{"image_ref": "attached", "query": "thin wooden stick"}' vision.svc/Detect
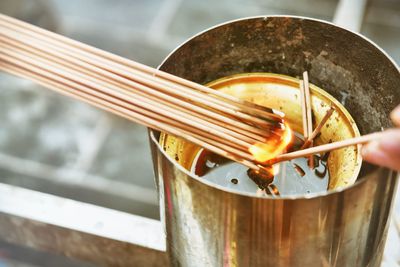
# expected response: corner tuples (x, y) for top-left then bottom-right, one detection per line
(3, 43), (273, 149)
(1, 13), (282, 122)
(299, 79), (313, 168)
(0, 14), (294, 172)
(0, 25), (285, 136)
(0, 15), (282, 124)
(303, 71), (314, 168)
(301, 107), (335, 149)
(303, 71), (313, 138)
(0, 48), (261, 150)
(0, 61), (261, 170)
(299, 81), (308, 139)
(273, 131), (386, 163)
(0, 36), (275, 145)
(0, 32), (276, 137)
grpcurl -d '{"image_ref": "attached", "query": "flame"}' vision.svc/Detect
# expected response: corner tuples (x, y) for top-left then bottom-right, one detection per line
(249, 123), (292, 163)
(272, 164), (280, 175)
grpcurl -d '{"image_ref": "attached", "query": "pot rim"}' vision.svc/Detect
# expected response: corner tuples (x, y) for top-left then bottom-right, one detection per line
(151, 15), (399, 200)
(159, 15), (400, 75)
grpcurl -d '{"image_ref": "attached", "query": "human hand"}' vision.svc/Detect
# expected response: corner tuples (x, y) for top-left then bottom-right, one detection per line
(362, 105), (400, 171)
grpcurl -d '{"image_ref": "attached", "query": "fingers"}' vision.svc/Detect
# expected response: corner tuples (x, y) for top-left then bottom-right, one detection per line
(361, 105), (400, 170)
(391, 105), (400, 126)
(362, 129), (400, 171)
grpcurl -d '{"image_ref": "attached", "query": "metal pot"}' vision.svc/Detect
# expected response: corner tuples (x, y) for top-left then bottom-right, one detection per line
(149, 16), (400, 267)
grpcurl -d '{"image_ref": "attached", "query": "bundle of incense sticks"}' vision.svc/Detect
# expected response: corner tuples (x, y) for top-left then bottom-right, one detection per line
(0, 14), (285, 171)
(0, 14), (388, 171)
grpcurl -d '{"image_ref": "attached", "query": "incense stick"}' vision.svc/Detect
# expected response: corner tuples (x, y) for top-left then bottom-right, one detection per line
(2, 36), (278, 146)
(302, 71), (314, 168)
(2, 14), (383, 175)
(0, 14), (282, 123)
(0, 32), (276, 134)
(0, 34), (272, 139)
(0, 18), (282, 129)
(301, 107), (335, 149)
(0, 14), (288, 172)
(3, 61), (263, 170)
(299, 81), (309, 139)
(273, 131), (386, 163)
(303, 71), (313, 141)
(2, 46), (267, 149)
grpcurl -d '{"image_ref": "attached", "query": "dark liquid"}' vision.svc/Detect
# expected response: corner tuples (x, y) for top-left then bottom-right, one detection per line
(191, 132), (330, 196)
(193, 150), (230, 177)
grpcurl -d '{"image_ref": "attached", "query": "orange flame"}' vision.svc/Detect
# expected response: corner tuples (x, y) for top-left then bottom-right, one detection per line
(249, 123), (292, 163)
(272, 164), (280, 175)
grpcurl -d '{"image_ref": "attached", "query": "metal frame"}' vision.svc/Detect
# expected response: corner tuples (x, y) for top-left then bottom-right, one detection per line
(0, 183), (168, 267)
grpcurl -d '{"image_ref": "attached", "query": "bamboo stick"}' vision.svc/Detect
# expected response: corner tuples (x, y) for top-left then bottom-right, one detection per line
(0, 36), (273, 144)
(301, 107), (335, 149)
(0, 32), (276, 137)
(273, 131), (385, 163)
(2, 44), (271, 148)
(303, 71), (314, 168)
(0, 61), (261, 170)
(299, 81), (308, 139)
(0, 15), (282, 124)
(0, 13), (282, 121)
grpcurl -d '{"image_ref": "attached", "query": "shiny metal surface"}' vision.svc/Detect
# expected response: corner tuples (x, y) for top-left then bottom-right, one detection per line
(150, 16), (400, 267)
(159, 73), (362, 192)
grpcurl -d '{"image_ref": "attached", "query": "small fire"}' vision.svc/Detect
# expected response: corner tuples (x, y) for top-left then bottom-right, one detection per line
(249, 123), (292, 163)
(272, 164), (280, 175)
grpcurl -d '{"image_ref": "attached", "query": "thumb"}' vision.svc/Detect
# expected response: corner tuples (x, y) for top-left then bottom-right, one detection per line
(391, 105), (400, 126)
(362, 129), (400, 171)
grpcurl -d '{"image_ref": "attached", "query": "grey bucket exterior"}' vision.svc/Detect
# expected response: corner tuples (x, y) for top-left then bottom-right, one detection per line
(149, 16), (400, 267)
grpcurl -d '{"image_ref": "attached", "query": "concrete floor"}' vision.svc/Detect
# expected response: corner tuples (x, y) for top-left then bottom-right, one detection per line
(0, 0), (399, 266)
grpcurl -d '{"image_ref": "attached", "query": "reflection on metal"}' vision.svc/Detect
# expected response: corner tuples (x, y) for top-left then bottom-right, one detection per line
(160, 73), (362, 193)
(152, 16), (400, 267)
(0, 183), (168, 267)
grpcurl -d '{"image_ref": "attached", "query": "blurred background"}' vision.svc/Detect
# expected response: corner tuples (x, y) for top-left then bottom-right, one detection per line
(0, 0), (399, 266)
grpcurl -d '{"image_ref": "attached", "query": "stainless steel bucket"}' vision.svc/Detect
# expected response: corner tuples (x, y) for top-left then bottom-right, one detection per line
(149, 16), (400, 267)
